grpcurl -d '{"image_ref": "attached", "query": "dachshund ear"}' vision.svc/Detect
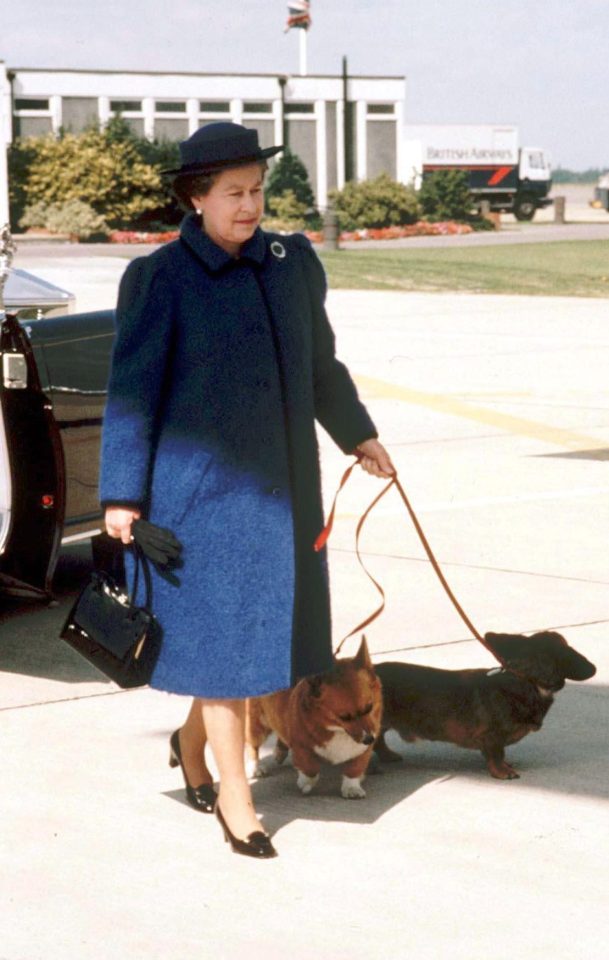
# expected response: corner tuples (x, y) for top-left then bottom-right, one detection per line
(484, 632), (530, 664)
(562, 647), (596, 681)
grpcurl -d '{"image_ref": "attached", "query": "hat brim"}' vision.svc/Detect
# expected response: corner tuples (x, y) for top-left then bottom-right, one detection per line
(161, 144), (284, 177)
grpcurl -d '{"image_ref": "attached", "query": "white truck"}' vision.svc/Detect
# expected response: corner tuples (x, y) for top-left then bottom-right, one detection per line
(402, 124), (552, 221)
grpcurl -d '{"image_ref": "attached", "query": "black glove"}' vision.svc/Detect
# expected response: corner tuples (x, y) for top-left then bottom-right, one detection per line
(131, 519), (183, 570)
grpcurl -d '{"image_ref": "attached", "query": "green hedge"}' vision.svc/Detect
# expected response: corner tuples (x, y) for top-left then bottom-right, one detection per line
(418, 169), (473, 222)
(8, 119), (171, 229)
(329, 174), (420, 230)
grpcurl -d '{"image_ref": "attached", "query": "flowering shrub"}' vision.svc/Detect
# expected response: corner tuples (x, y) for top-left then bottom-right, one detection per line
(109, 229), (179, 244)
(304, 221), (473, 244)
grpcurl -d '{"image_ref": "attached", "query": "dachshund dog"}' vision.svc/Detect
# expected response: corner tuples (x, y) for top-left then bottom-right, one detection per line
(374, 631), (596, 780)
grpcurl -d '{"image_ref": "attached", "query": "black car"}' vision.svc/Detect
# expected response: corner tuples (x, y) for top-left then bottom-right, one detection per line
(1, 256), (116, 598)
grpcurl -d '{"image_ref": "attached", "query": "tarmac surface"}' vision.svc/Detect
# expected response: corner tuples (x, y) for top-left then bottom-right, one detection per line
(2, 232), (609, 959)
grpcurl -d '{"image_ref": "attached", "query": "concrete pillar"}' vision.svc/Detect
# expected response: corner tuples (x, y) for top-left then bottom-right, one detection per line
(187, 98), (199, 135)
(356, 100), (367, 181)
(554, 195), (566, 223)
(335, 99), (345, 189)
(314, 99), (327, 210)
(50, 95), (62, 135)
(98, 97), (111, 129)
(231, 98), (243, 125)
(142, 97), (155, 140)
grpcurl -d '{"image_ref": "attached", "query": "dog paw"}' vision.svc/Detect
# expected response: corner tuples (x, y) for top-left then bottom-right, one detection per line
(489, 761), (520, 780)
(341, 776), (366, 799)
(296, 771), (320, 795)
(250, 755), (280, 779)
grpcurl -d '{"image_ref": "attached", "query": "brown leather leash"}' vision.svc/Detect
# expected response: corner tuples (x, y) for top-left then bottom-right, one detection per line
(315, 458), (505, 665)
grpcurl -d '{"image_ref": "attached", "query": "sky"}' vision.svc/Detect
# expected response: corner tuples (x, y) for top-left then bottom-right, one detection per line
(3, 0), (609, 170)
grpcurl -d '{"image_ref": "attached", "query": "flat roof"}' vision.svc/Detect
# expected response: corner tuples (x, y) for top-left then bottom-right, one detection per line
(10, 66), (405, 81)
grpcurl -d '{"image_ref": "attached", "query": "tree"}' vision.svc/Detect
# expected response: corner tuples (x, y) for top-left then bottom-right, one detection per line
(264, 148), (317, 217)
(418, 169), (473, 222)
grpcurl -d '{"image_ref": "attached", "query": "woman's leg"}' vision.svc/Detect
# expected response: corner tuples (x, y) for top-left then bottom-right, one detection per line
(201, 698), (263, 840)
(178, 697), (214, 787)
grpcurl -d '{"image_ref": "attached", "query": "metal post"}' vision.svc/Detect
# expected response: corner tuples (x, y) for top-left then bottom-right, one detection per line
(342, 56), (352, 182)
(299, 28), (307, 76)
(278, 76), (288, 149)
(554, 195), (566, 224)
(323, 203), (340, 250)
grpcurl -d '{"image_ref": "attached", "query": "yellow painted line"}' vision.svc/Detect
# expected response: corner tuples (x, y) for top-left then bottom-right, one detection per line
(354, 375), (602, 451)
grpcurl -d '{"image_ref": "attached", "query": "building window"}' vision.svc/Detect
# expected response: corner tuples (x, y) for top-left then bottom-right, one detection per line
(367, 104), (395, 115)
(154, 119), (189, 141)
(110, 100), (142, 113)
(15, 98), (50, 111)
(199, 101), (231, 113)
(285, 102), (314, 114)
(243, 102), (273, 114)
(156, 101), (187, 113)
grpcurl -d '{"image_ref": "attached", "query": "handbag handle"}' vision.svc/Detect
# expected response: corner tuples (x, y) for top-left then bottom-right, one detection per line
(128, 543), (154, 612)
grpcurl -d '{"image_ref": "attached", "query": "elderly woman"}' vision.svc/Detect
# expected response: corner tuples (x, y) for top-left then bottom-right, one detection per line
(100, 122), (393, 859)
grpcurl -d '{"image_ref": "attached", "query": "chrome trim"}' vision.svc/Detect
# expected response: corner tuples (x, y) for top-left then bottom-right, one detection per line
(2, 353), (27, 389)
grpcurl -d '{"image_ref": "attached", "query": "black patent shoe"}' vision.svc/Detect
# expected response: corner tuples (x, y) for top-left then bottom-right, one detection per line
(169, 729), (217, 813)
(215, 804), (278, 859)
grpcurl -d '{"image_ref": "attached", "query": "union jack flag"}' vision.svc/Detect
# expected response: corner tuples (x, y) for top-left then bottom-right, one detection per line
(285, 0), (311, 31)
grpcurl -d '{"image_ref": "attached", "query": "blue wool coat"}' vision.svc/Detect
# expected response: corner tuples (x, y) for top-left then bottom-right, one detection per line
(99, 213), (377, 698)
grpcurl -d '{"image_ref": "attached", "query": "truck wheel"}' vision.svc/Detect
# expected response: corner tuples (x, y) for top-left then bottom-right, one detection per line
(513, 195), (536, 221)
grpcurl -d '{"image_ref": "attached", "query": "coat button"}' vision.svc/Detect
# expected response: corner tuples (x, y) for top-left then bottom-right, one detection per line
(271, 487), (281, 496)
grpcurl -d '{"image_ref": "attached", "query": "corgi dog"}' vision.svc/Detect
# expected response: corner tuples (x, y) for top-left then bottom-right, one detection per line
(246, 636), (382, 799)
(374, 631), (596, 780)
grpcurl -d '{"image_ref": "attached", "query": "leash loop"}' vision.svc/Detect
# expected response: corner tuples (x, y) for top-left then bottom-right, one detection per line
(317, 458), (505, 664)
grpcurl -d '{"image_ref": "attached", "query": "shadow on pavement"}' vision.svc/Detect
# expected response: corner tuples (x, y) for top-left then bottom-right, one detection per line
(155, 677), (609, 830)
(0, 542), (112, 686)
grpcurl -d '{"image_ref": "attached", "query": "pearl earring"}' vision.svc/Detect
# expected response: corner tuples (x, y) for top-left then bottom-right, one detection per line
(195, 208), (202, 215)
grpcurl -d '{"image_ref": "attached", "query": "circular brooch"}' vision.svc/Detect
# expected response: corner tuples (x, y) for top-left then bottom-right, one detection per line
(270, 241), (287, 260)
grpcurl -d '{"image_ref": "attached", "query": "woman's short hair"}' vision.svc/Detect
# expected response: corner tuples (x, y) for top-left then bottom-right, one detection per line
(171, 160), (268, 211)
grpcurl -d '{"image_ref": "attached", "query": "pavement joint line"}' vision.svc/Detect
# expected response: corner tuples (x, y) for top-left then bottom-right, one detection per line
(373, 618), (609, 658)
(0, 687), (130, 713)
(330, 546), (609, 587)
(353, 374), (603, 451)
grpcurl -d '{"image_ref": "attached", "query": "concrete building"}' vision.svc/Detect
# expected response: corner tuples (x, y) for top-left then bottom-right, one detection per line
(1, 64), (406, 215)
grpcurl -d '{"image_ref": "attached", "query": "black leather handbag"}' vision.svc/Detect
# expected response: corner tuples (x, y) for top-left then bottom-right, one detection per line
(60, 545), (162, 689)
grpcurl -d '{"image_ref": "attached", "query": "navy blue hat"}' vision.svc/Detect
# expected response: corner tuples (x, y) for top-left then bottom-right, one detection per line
(163, 122), (283, 176)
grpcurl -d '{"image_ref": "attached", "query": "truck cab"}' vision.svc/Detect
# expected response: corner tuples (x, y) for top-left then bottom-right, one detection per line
(515, 147), (553, 221)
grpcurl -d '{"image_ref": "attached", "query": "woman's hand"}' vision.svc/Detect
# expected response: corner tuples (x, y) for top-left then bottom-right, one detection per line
(355, 438), (396, 479)
(105, 507), (141, 544)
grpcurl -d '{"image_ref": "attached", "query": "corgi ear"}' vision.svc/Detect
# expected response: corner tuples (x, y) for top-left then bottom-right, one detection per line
(307, 674), (324, 698)
(353, 635), (372, 670)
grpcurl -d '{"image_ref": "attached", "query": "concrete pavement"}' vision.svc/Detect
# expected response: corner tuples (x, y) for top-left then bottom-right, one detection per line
(2, 256), (609, 959)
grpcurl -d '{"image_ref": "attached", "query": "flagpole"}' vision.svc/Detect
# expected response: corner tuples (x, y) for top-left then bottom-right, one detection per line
(299, 28), (307, 76)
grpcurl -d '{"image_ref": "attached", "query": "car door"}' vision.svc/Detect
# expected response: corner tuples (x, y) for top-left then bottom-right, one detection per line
(0, 312), (65, 597)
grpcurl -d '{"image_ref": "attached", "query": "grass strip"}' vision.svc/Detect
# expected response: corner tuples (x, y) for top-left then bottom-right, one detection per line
(318, 240), (609, 297)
